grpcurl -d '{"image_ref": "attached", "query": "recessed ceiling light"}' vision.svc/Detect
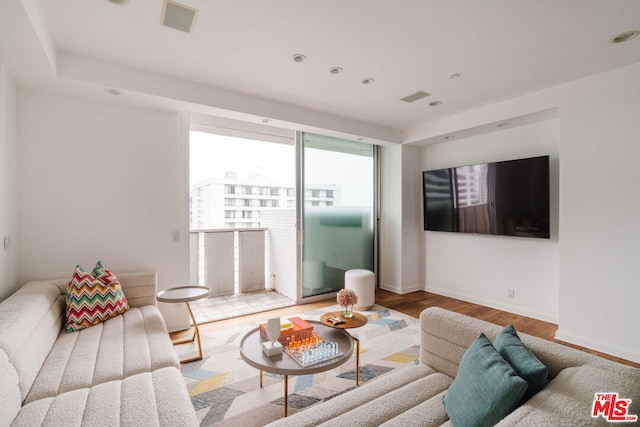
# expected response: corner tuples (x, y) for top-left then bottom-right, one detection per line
(429, 101), (442, 107)
(610, 30), (640, 43)
(449, 73), (461, 79)
(104, 88), (121, 96)
(361, 78), (375, 85)
(292, 54), (307, 63)
(329, 67), (343, 75)
(445, 136), (455, 140)
(107, 0), (127, 4)
(496, 123), (509, 128)
(262, 118), (272, 124)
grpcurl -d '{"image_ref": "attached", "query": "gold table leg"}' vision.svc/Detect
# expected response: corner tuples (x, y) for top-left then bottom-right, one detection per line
(354, 336), (360, 386)
(258, 371), (287, 416)
(172, 302), (203, 364)
(284, 374), (288, 417)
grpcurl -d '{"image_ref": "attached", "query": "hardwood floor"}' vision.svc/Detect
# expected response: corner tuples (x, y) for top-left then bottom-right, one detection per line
(173, 289), (640, 369)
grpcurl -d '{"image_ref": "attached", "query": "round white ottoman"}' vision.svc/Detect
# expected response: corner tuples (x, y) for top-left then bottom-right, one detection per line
(345, 269), (375, 310)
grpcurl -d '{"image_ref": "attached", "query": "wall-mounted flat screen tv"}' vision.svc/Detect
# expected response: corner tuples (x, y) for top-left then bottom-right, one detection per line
(422, 155), (550, 238)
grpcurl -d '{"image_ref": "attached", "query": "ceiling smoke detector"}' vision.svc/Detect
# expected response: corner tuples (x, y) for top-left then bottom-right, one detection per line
(161, 0), (199, 34)
(400, 91), (431, 103)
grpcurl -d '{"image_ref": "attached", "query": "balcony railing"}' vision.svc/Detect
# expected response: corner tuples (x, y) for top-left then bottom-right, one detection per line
(189, 228), (266, 296)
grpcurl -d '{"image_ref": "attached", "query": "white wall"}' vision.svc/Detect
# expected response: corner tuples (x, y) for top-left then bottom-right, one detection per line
(414, 61), (640, 363)
(422, 119), (560, 322)
(380, 144), (423, 294)
(262, 209), (296, 300)
(380, 145), (403, 293)
(556, 62), (640, 363)
(401, 145), (424, 292)
(17, 88), (190, 330)
(0, 66), (18, 301)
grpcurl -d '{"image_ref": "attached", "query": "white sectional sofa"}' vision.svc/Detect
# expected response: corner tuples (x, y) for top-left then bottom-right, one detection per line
(267, 307), (640, 426)
(0, 273), (198, 426)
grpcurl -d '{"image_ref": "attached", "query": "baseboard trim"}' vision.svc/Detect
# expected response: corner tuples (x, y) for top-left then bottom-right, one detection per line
(379, 283), (424, 295)
(424, 286), (559, 324)
(555, 329), (640, 365)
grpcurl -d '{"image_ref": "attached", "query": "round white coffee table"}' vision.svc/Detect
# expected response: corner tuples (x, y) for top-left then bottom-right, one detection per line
(156, 286), (210, 363)
(239, 320), (354, 417)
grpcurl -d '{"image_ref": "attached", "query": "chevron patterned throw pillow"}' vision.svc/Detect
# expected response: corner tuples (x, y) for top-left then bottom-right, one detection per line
(65, 261), (130, 333)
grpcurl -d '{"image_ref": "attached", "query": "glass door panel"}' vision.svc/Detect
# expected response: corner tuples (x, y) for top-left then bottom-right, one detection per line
(301, 133), (375, 298)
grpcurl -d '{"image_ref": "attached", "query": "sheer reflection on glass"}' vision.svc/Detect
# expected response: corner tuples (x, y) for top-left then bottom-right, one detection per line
(302, 133), (375, 297)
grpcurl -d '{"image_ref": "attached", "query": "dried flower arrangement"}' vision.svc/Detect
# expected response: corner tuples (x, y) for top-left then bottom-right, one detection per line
(336, 288), (358, 306)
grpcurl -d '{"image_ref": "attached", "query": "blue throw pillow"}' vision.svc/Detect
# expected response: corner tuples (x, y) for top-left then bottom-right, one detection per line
(494, 325), (548, 403)
(443, 333), (528, 427)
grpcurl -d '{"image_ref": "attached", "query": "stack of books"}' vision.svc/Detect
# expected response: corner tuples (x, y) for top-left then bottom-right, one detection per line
(259, 317), (313, 345)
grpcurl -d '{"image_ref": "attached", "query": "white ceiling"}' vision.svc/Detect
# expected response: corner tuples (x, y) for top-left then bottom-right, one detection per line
(2, 0), (640, 143)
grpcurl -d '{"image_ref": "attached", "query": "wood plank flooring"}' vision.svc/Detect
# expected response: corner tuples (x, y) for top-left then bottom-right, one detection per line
(173, 289), (639, 369)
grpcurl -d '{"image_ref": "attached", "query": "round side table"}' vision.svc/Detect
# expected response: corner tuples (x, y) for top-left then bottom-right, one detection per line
(156, 286), (210, 364)
(319, 311), (368, 386)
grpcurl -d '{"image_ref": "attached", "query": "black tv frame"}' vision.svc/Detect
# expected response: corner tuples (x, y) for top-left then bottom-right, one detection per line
(422, 155), (550, 239)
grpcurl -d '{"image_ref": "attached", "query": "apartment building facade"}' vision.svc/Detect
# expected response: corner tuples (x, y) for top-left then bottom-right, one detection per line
(190, 172), (339, 229)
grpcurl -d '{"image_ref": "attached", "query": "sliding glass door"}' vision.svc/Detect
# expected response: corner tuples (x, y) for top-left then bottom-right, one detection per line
(299, 133), (376, 298)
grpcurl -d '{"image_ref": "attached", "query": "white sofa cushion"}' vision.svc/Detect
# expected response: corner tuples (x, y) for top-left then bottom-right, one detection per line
(267, 364), (450, 427)
(497, 364), (640, 426)
(0, 348), (22, 426)
(25, 305), (179, 403)
(0, 282), (64, 401)
(12, 367), (198, 427)
(317, 371), (452, 427)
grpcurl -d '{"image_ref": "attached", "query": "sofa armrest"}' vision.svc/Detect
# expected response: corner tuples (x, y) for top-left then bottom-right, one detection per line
(117, 272), (158, 308)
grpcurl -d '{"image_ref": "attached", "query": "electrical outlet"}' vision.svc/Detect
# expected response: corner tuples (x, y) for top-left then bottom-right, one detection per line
(507, 288), (515, 299)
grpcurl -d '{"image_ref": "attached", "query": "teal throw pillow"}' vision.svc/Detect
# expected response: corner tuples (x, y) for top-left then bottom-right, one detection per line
(442, 333), (528, 427)
(494, 325), (548, 403)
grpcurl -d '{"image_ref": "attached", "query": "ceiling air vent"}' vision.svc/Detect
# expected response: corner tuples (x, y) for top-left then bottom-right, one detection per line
(161, 0), (199, 34)
(400, 91), (431, 103)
